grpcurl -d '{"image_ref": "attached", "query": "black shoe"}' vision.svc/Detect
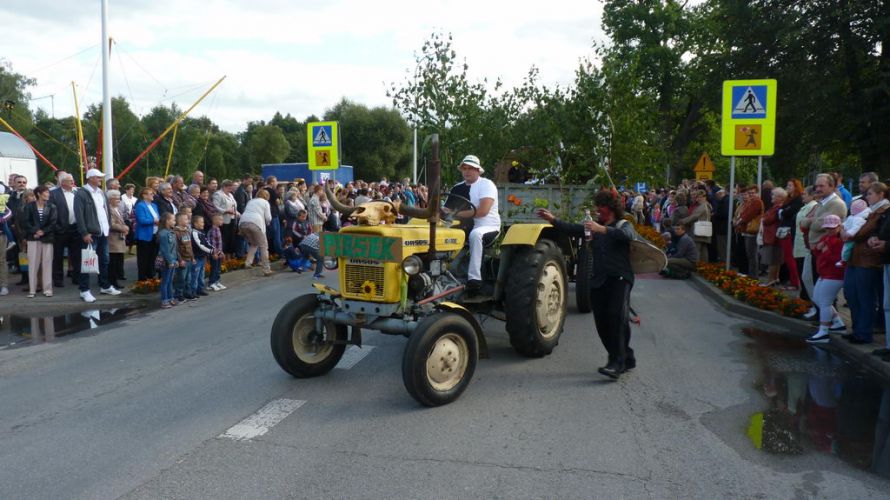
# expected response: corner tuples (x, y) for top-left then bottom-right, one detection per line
(197, 290), (208, 296)
(849, 337), (872, 345)
(465, 279), (482, 291)
(872, 348), (890, 356)
(53, 281), (65, 288)
(598, 363), (623, 379)
(841, 334), (855, 341)
(624, 358), (636, 370)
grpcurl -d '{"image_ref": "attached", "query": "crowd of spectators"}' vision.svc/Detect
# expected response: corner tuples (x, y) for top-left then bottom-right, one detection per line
(0, 168), (429, 308)
(623, 171), (890, 361)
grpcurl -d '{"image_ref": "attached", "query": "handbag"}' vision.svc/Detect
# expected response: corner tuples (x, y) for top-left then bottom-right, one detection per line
(693, 220), (713, 238)
(617, 220), (668, 273)
(746, 216), (761, 235)
(776, 227), (791, 239)
(154, 255), (166, 272)
(81, 243), (99, 274)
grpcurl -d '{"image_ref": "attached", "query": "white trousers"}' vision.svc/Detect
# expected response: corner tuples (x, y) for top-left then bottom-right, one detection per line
(468, 226), (499, 281)
(813, 278), (843, 324)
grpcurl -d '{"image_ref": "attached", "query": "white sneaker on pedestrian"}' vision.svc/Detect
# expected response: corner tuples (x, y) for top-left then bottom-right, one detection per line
(803, 307), (817, 320)
(805, 330), (830, 344)
(0, 287), (8, 296)
(100, 286), (122, 296)
(211, 283), (222, 291)
(216, 283), (227, 290)
(829, 316), (846, 331)
(80, 290), (96, 303)
(6, 241), (15, 251)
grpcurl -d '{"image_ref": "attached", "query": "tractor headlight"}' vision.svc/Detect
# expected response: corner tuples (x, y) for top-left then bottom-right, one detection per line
(402, 255), (423, 275)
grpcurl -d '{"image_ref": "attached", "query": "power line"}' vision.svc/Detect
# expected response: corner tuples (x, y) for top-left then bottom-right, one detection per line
(25, 44), (98, 75)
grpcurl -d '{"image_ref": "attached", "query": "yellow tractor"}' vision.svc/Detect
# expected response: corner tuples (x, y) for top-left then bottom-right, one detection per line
(270, 135), (572, 406)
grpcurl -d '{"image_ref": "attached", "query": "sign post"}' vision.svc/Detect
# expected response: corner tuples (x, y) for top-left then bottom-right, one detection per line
(721, 79), (777, 270)
(307, 121), (340, 171)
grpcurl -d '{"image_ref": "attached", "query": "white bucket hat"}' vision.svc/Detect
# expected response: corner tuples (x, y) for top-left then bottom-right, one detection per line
(458, 154), (484, 173)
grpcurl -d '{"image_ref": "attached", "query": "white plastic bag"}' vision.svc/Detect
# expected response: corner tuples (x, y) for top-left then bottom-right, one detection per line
(81, 243), (99, 274)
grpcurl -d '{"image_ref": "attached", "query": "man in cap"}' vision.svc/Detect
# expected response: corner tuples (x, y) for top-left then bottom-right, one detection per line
(74, 168), (121, 302)
(443, 154), (501, 293)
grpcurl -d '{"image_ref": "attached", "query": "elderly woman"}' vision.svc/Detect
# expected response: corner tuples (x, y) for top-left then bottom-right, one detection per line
(239, 189), (273, 276)
(20, 186), (57, 297)
(777, 180), (804, 290)
(679, 189), (712, 263)
(843, 182), (890, 344)
(134, 187), (160, 281)
(308, 185), (327, 233)
(759, 187), (788, 287)
(106, 190), (129, 289)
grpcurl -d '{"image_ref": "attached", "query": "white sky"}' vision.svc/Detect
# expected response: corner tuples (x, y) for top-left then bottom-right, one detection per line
(1, 0), (606, 134)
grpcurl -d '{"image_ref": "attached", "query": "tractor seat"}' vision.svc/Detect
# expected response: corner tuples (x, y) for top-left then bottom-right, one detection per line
(482, 230), (500, 248)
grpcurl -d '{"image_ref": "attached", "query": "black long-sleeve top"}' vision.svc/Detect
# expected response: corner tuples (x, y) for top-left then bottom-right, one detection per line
(550, 218), (635, 287)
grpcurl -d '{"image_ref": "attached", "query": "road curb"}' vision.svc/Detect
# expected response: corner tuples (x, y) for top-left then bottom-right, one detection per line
(689, 274), (890, 380)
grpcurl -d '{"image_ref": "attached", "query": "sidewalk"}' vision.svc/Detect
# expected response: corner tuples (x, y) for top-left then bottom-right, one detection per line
(690, 273), (890, 380)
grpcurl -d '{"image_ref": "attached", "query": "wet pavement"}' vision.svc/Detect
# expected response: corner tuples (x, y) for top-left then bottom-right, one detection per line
(741, 327), (890, 479)
(0, 307), (146, 350)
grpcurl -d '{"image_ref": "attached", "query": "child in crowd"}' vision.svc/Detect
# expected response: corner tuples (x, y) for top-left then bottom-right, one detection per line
(282, 236), (309, 273)
(172, 212), (196, 302)
(157, 212), (179, 309)
(191, 215), (212, 296)
(207, 213), (226, 291)
(299, 231), (324, 279)
(838, 198), (870, 267)
(291, 209), (311, 246)
(807, 214), (847, 344)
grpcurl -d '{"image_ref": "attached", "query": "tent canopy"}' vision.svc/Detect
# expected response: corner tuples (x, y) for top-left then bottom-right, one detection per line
(0, 132), (36, 160)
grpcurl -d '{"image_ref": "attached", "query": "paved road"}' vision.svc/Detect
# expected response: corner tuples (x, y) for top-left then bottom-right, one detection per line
(1, 274), (887, 499)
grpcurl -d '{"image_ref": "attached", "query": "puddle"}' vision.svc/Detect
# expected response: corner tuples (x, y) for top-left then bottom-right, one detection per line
(742, 327), (890, 478)
(0, 308), (145, 349)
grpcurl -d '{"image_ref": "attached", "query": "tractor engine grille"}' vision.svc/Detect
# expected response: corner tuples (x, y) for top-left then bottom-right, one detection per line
(344, 263), (386, 299)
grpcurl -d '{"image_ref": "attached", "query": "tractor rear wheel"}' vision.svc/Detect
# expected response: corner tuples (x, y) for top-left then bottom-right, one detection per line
(504, 239), (567, 357)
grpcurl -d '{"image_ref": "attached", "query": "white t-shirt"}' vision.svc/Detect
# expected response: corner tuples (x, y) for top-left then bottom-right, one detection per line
(466, 177), (500, 228)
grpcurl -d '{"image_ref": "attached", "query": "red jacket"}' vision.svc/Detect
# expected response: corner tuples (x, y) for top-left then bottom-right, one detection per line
(813, 234), (845, 280)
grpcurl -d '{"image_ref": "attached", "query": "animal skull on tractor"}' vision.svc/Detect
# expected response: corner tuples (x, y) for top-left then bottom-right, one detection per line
(349, 200), (401, 226)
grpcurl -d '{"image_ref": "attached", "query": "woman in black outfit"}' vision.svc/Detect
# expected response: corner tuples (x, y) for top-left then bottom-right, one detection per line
(536, 190), (636, 379)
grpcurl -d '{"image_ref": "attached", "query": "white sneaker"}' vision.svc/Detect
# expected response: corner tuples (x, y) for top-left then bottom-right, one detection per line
(5, 242), (15, 251)
(80, 290), (96, 303)
(0, 287), (8, 296)
(830, 316), (846, 331)
(803, 307), (817, 320)
(806, 330), (830, 344)
(100, 286), (122, 296)
(210, 283), (222, 291)
(216, 283), (227, 290)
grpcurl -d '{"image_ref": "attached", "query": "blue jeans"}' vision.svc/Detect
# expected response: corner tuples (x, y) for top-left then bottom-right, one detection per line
(844, 265), (881, 341)
(209, 257), (221, 284)
(174, 262), (193, 298)
(160, 266), (175, 303)
(235, 234), (248, 259)
(79, 235), (111, 291)
(191, 257), (206, 293)
(268, 220), (283, 257)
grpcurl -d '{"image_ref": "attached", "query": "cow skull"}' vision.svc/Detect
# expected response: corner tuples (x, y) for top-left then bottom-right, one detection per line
(351, 200), (400, 226)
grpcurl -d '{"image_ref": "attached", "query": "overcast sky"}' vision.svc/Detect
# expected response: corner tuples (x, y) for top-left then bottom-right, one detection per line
(2, 0), (606, 133)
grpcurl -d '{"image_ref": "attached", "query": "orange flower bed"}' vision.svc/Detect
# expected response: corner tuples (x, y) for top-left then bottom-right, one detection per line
(697, 262), (810, 319)
(132, 278), (161, 294)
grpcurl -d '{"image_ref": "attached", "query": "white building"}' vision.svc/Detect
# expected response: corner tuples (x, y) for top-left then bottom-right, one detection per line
(0, 132), (39, 188)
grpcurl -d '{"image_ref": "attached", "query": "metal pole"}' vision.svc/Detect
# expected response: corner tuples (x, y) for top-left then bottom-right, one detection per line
(412, 128), (417, 184)
(726, 156), (736, 271)
(756, 156), (763, 200)
(101, 0), (114, 180)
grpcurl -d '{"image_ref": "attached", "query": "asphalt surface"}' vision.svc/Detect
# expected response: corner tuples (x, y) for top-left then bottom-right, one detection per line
(1, 272), (888, 499)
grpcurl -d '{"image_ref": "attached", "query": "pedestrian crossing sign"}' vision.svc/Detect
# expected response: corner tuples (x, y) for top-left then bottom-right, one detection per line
(307, 121), (340, 170)
(721, 79), (777, 156)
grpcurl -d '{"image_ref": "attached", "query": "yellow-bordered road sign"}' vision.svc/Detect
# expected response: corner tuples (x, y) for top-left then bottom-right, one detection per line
(721, 79), (776, 156)
(307, 121), (340, 170)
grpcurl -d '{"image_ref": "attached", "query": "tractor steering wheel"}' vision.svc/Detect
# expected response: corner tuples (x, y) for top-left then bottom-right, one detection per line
(441, 192), (477, 224)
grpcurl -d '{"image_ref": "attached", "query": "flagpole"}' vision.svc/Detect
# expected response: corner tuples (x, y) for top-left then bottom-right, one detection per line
(101, 0), (114, 180)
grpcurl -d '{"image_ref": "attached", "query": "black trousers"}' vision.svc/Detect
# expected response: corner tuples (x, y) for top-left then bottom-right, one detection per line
(136, 239), (158, 281)
(53, 227), (82, 283)
(109, 253), (124, 286)
(589, 277), (634, 367)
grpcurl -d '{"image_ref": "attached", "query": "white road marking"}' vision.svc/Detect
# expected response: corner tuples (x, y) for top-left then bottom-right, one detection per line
(335, 345), (375, 370)
(219, 399), (305, 441)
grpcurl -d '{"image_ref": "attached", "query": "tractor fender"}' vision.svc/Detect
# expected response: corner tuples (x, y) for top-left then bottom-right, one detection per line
(436, 301), (489, 359)
(502, 224), (574, 259)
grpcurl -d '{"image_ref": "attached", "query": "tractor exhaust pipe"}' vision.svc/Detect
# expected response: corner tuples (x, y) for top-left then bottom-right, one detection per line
(425, 135), (441, 260)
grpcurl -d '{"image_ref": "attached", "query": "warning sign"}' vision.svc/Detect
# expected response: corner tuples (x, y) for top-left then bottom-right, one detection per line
(693, 152), (715, 172)
(315, 150), (331, 167)
(734, 124), (762, 150)
(307, 121), (340, 170)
